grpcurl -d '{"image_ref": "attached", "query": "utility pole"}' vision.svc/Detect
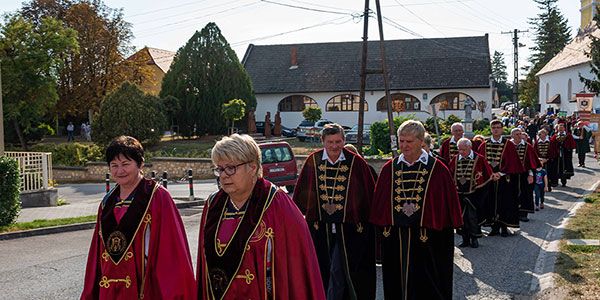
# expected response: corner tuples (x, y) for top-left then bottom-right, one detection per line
(502, 29), (527, 114)
(357, 0), (397, 157)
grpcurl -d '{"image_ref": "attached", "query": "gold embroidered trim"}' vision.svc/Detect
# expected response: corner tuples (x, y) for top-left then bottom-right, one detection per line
(318, 164), (349, 172)
(319, 184), (346, 192)
(356, 223), (363, 233)
(265, 227), (274, 238)
(382, 226), (391, 237)
(235, 269), (255, 284)
(420, 228), (428, 243)
(319, 194), (345, 202)
(143, 214), (151, 224)
(101, 251), (110, 262)
(99, 275), (131, 288)
(124, 251), (133, 261)
(317, 174), (347, 182)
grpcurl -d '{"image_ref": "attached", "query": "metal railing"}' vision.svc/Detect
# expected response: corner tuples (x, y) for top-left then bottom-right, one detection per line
(5, 152), (53, 192)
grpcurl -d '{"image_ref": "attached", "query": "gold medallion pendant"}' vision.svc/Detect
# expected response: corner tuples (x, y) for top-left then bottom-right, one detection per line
(107, 231), (127, 255)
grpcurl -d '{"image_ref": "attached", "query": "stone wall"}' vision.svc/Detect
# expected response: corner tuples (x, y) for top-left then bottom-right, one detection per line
(53, 156), (390, 183)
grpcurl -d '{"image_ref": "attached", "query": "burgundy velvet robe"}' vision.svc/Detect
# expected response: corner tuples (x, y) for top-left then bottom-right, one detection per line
(516, 142), (542, 213)
(81, 178), (196, 300)
(370, 157), (462, 300)
(478, 138), (524, 227)
(548, 133), (576, 185)
(292, 148), (376, 299)
(197, 178), (325, 300)
(448, 152), (493, 225)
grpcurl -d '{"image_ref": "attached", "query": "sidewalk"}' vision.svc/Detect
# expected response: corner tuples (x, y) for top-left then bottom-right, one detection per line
(17, 180), (218, 223)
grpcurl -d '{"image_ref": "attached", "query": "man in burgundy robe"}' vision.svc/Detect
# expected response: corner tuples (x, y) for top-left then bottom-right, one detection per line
(370, 120), (463, 299)
(197, 178), (325, 300)
(549, 123), (576, 187)
(478, 120), (524, 237)
(293, 124), (376, 300)
(439, 123), (481, 165)
(512, 128), (542, 222)
(448, 138), (493, 248)
(81, 178), (196, 299)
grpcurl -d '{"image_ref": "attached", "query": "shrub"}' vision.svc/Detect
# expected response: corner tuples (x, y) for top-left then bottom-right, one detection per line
(31, 143), (104, 166)
(443, 114), (463, 131)
(93, 82), (167, 147)
(473, 118), (490, 132)
(0, 157), (21, 226)
(369, 114), (415, 154)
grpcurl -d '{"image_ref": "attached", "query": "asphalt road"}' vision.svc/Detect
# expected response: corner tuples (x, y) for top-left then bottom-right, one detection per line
(2, 155), (599, 299)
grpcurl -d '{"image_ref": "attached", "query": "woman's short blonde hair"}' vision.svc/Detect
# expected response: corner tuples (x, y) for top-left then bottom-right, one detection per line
(397, 120), (425, 141)
(211, 134), (263, 178)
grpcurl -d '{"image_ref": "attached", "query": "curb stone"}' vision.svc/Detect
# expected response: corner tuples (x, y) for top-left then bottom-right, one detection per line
(0, 198), (205, 241)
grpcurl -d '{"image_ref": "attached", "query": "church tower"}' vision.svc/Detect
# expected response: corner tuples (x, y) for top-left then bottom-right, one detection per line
(581, 0), (600, 29)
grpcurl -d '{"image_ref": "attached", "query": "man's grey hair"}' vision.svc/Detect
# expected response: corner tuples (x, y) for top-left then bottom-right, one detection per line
(457, 138), (472, 148)
(397, 120), (425, 141)
(451, 122), (464, 131)
(511, 127), (521, 135)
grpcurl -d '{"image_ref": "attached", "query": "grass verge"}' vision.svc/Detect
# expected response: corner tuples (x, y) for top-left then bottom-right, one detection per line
(554, 191), (600, 298)
(0, 215), (97, 234)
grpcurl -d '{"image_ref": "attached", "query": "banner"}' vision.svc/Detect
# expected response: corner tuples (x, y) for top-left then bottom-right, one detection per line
(576, 93), (594, 111)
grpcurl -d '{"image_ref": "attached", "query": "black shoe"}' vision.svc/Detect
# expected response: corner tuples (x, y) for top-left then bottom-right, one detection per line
(470, 237), (479, 248)
(488, 228), (500, 236)
(500, 227), (510, 237)
(458, 235), (470, 247)
(562, 183), (567, 187)
(520, 216), (530, 222)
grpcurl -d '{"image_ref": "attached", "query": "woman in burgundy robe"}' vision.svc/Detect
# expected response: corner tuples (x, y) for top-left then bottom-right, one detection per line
(197, 134), (325, 300)
(81, 136), (196, 299)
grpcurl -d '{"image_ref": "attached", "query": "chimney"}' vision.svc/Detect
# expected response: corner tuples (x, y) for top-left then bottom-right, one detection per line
(290, 46), (298, 70)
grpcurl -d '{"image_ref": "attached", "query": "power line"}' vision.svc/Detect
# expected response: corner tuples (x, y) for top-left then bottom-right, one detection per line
(259, 0), (354, 15)
(230, 15), (352, 46)
(391, 0), (447, 37)
(134, 0), (247, 25)
(126, 0), (211, 18)
(135, 1), (262, 36)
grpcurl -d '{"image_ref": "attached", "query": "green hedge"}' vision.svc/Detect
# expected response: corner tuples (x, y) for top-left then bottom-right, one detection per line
(368, 115), (415, 155)
(31, 143), (103, 166)
(0, 157), (21, 226)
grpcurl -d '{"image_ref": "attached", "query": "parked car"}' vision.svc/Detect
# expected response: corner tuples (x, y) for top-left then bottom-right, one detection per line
(345, 123), (371, 145)
(259, 141), (298, 192)
(255, 122), (297, 137)
(296, 119), (333, 142)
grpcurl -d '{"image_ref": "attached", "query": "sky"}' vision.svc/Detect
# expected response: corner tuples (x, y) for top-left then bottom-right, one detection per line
(0, 0), (583, 82)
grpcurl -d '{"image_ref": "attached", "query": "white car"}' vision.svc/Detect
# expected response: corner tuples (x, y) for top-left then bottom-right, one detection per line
(296, 119), (333, 142)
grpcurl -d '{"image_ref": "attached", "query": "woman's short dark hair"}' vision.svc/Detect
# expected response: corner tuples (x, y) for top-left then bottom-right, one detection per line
(106, 136), (145, 167)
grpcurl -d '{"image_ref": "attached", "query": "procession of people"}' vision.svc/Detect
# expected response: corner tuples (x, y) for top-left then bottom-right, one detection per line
(82, 111), (593, 299)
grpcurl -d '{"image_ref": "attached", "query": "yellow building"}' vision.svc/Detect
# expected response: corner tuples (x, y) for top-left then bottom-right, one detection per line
(581, 0), (599, 29)
(127, 47), (175, 96)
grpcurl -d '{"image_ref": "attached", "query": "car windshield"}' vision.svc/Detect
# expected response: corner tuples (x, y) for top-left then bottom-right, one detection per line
(350, 124), (371, 131)
(261, 146), (293, 163)
(299, 120), (314, 127)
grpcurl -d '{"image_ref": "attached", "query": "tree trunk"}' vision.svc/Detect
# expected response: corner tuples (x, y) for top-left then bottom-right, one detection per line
(13, 119), (27, 150)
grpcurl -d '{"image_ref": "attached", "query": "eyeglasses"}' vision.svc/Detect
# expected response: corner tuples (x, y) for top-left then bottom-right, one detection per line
(212, 162), (249, 177)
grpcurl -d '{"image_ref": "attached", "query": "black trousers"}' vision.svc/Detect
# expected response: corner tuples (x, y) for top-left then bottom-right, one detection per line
(578, 152), (586, 166)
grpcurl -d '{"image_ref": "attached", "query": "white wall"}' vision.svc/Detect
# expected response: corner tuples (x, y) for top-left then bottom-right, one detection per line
(255, 88), (493, 129)
(538, 63), (600, 115)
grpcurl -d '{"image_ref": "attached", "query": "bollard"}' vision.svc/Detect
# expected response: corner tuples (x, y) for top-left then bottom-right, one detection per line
(151, 170), (156, 181)
(162, 171), (168, 188)
(188, 169), (194, 201)
(105, 173), (110, 193)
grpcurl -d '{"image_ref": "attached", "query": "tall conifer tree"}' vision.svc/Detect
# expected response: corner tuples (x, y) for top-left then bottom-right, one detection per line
(580, 13), (600, 94)
(160, 22), (256, 137)
(520, 0), (571, 108)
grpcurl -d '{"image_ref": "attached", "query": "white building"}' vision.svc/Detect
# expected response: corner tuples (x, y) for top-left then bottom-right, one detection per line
(242, 35), (493, 129)
(537, 0), (600, 115)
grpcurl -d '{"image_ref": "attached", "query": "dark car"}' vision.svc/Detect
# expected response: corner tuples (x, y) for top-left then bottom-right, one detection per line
(259, 141), (298, 192)
(255, 122), (297, 137)
(345, 124), (371, 145)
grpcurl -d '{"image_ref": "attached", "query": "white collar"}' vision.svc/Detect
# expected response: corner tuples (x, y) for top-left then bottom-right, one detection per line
(397, 149), (429, 166)
(490, 136), (503, 143)
(322, 149), (346, 164)
(537, 136), (549, 143)
(458, 150), (474, 160)
(450, 136), (462, 143)
(512, 139), (525, 145)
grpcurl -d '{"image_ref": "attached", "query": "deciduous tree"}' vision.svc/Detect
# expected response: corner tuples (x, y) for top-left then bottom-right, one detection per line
(0, 15), (78, 149)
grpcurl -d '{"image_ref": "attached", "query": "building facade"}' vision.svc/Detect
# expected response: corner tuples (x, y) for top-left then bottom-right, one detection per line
(242, 36), (493, 129)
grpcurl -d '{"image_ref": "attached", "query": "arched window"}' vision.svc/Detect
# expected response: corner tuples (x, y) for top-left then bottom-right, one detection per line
(567, 78), (573, 102)
(326, 94), (366, 111)
(430, 92), (473, 110)
(376, 93), (421, 112)
(278, 95), (318, 112)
